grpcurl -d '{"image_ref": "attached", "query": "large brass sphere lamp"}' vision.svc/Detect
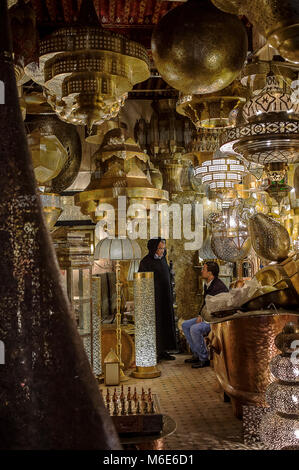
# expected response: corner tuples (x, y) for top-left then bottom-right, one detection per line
(151, 0), (248, 95)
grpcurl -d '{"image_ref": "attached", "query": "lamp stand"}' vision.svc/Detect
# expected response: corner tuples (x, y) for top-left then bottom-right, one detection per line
(116, 261), (129, 382)
(236, 260), (243, 280)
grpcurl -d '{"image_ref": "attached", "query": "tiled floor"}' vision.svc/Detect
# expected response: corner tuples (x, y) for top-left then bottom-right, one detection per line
(100, 354), (264, 450)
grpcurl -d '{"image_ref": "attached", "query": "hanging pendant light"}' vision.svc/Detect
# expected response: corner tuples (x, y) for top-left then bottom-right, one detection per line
(220, 67), (299, 166)
(151, 0), (248, 94)
(176, 81), (247, 129)
(194, 150), (247, 206)
(212, 0), (299, 63)
(25, 0), (150, 131)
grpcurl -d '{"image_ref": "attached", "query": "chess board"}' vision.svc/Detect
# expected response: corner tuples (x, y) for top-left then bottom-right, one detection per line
(102, 386), (163, 436)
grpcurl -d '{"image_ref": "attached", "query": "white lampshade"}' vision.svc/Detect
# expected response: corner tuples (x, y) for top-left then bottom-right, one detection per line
(94, 238), (141, 261)
(194, 154), (246, 190)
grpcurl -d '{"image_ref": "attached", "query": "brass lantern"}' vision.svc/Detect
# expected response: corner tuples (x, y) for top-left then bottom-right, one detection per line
(176, 82), (247, 130)
(104, 350), (120, 387)
(25, 0), (150, 131)
(212, 0), (299, 63)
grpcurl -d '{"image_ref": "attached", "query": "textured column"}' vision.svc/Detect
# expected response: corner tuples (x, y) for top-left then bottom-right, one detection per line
(92, 277), (102, 377)
(0, 0), (120, 450)
(132, 272), (161, 379)
(259, 322), (299, 449)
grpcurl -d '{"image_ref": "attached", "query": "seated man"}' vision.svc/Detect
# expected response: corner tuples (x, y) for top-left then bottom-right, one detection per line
(182, 261), (228, 368)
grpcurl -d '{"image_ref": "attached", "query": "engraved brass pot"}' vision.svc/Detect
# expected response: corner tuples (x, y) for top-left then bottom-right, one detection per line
(211, 313), (297, 418)
(212, 0), (299, 63)
(244, 254), (299, 310)
(151, 0), (248, 94)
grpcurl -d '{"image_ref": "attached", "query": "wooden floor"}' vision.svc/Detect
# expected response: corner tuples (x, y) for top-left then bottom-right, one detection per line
(100, 354), (264, 450)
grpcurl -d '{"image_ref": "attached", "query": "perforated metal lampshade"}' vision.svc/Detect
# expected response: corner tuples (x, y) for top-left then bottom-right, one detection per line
(194, 152), (246, 191)
(94, 238), (141, 261)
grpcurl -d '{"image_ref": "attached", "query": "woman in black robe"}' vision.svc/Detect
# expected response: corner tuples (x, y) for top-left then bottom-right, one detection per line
(138, 238), (177, 361)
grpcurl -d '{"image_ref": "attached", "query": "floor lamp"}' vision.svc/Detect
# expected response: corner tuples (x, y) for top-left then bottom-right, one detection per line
(94, 238), (141, 381)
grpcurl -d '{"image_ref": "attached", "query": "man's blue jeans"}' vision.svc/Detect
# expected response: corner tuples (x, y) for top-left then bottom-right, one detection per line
(182, 318), (211, 361)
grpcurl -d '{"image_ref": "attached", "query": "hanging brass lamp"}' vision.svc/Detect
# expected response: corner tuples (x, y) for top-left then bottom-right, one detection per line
(151, 0), (248, 94)
(220, 69), (299, 166)
(75, 126), (169, 223)
(135, 99), (194, 197)
(25, 0), (150, 131)
(0, 0), (120, 450)
(240, 59), (297, 99)
(25, 115), (82, 231)
(212, 0), (299, 63)
(194, 150), (248, 204)
(176, 81), (247, 129)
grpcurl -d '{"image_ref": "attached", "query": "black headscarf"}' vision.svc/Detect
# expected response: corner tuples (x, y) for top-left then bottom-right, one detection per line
(147, 237), (166, 258)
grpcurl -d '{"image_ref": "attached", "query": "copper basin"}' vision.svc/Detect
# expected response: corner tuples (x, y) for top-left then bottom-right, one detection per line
(211, 313), (297, 418)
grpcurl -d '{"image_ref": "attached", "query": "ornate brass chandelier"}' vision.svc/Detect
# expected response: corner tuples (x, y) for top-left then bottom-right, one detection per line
(212, 0), (299, 63)
(207, 205), (251, 265)
(75, 126), (169, 223)
(220, 65), (299, 167)
(242, 73), (299, 123)
(194, 151), (247, 205)
(176, 82), (247, 130)
(25, 0), (150, 131)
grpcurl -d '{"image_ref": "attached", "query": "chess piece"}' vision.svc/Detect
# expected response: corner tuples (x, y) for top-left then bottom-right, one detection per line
(150, 401), (155, 414)
(127, 386), (131, 401)
(148, 388), (152, 402)
(141, 387), (145, 401)
(120, 385), (124, 401)
(113, 401), (119, 416)
(113, 388), (117, 402)
(128, 400), (133, 415)
(133, 387), (137, 402)
(106, 389), (110, 402)
(121, 400), (126, 415)
(106, 402), (110, 413)
(136, 401), (141, 414)
(143, 401), (148, 414)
